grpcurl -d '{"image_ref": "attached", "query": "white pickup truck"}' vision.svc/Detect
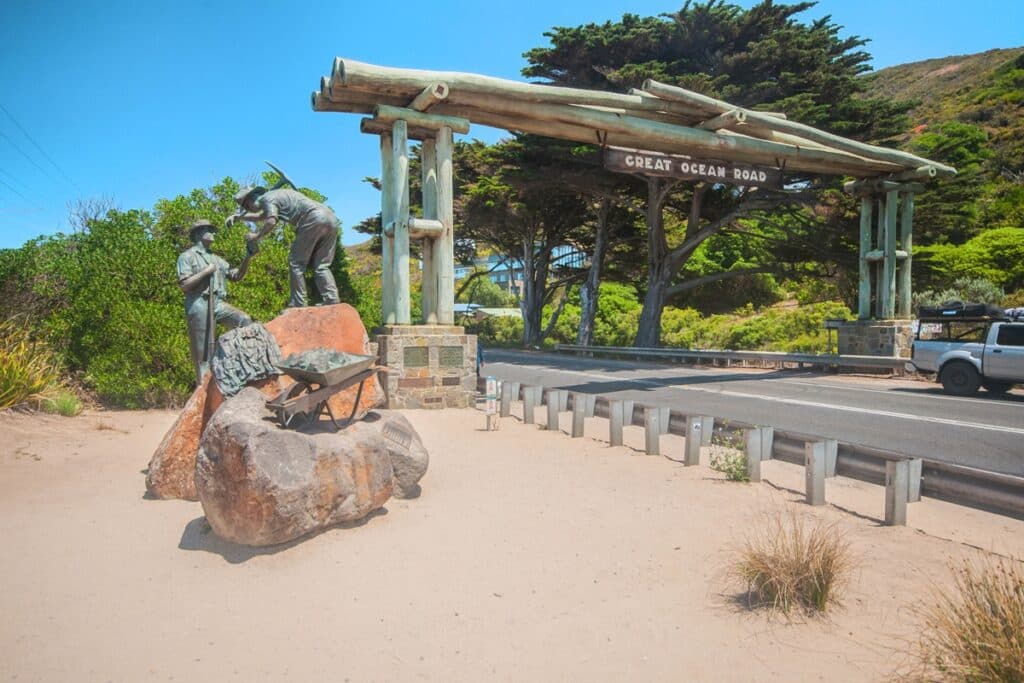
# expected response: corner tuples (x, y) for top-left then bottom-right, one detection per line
(907, 308), (1024, 396)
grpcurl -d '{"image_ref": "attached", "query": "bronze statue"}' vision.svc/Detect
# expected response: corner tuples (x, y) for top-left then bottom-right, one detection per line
(177, 220), (254, 383)
(228, 184), (341, 308)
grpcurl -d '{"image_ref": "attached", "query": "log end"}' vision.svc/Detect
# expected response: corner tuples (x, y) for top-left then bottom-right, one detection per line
(331, 57), (346, 85)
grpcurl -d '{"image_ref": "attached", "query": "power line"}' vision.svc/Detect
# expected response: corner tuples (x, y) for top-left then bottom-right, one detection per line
(0, 103), (79, 190)
(0, 164), (35, 194)
(0, 175), (38, 206)
(0, 129), (62, 187)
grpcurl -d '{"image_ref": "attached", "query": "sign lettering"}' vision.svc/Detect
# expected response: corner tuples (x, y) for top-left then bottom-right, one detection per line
(604, 147), (782, 189)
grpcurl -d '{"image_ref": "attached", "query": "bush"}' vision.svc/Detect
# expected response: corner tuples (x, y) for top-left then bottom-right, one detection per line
(730, 512), (854, 615)
(710, 448), (749, 482)
(914, 276), (1005, 310)
(464, 314), (525, 347)
(0, 317), (61, 410)
(908, 555), (1024, 682)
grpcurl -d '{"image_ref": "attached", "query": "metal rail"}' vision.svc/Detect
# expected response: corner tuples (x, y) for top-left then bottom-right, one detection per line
(492, 380), (1024, 520)
(554, 343), (907, 371)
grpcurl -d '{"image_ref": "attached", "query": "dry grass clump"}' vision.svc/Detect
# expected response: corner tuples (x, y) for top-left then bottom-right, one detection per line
(731, 512), (854, 615)
(0, 317), (61, 410)
(909, 555), (1024, 682)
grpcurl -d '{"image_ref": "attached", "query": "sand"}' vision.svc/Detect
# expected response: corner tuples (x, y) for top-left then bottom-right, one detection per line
(2, 405), (1022, 682)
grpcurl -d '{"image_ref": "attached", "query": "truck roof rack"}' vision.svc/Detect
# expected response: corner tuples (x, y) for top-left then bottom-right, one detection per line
(917, 302), (1006, 322)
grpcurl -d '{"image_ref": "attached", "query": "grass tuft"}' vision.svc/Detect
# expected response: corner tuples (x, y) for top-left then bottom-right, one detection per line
(908, 555), (1024, 682)
(0, 317), (61, 410)
(730, 512), (854, 615)
(38, 389), (84, 417)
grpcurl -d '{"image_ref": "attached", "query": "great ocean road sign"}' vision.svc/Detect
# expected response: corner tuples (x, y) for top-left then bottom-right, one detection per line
(604, 147), (783, 189)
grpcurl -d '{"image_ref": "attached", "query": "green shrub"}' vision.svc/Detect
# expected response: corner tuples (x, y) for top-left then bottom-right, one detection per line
(465, 314), (525, 347)
(710, 449), (749, 482)
(0, 317), (61, 410)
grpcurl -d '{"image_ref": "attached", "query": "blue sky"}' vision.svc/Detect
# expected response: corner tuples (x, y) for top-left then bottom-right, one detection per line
(1, 0), (1021, 249)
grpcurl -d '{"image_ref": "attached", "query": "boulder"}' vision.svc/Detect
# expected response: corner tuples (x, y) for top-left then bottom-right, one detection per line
(146, 304), (382, 500)
(359, 410), (429, 498)
(195, 388), (394, 546)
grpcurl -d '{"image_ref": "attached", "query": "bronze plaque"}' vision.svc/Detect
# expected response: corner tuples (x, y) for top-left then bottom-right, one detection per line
(604, 147), (782, 189)
(404, 346), (428, 368)
(439, 346), (464, 368)
(441, 376), (461, 386)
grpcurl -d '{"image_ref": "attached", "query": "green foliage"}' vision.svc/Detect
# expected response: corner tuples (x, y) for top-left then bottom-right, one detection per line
(913, 277), (1005, 310)
(457, 271), (516, 307)
(464, 315), (525, 348)
(0, 317), (61, 410)
(916, 228), (1024, 293)
(660, 302), (853, 352)
(0, 177), (358, 407)
(39, 389), (83, 417)
(710, 447), (749, 482)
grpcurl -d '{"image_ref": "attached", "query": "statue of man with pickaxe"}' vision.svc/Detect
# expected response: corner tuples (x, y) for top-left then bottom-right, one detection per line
(227, 162), (341, 309)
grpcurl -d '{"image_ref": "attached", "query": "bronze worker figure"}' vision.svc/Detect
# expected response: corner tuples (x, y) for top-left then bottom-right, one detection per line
(177, 220), (254, 383)
(228, 185), (341, 308)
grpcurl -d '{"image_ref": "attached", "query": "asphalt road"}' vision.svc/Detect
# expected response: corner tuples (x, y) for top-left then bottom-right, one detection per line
(482, 349), (1024, 477)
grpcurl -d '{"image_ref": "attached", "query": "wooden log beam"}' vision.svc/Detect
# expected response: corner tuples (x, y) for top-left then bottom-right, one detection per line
(409, 217), (444, 239)
(409, 82), (449, 111)
(360, 118), (435, 141)
(428, 98), (904, 175)
(643, 78), (956, 176)
(379, 132), (395, 324)
(858, 197), (873, 320)
(332, 57), (729, 120)
(392, 120), (411, 325)
(374, 105), (470, 135)
(697, 109), (746, 131)
(435, 125), (455, 325)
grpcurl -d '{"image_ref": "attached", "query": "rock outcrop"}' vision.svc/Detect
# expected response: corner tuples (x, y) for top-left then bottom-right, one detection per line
(195, 389), (394, 546)
(146, 304), (382, 500)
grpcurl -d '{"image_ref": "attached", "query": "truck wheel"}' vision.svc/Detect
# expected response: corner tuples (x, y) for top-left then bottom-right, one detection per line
(981, 379), (1013, 394)
(939, 361), (981, 396)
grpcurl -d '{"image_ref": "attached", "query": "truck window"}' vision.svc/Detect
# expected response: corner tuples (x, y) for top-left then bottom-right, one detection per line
(917, 322), (988, 342)
(996, 324), (1024, 347)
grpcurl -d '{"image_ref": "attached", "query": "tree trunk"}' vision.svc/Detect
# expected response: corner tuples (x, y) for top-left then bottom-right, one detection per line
(634, 178), (673, 347)
(576, 198), (610, 346)
(519, 233), (550, 348)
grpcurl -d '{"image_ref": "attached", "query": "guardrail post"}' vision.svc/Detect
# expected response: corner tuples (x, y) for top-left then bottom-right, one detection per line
(700, 416), (714, 445)
(760, 427), (775, 460)
(583, 394), (596, 418)
(557, 390), (569, 412)
(571, 393), (587, 437)
(644, 408), (661, 455)
(608, 400), (625, 447)
(621, 399), (634, 427)
(907, 458), (922, 503)
(684, 416), (702, 466)
(659, 407), (670, 435)
(522, 386), (540, 424)
(805, 441), (826, 506)
(499, 381), (515, 417)
(546, 389), (566, 431)
(886, 460), (909, 525)
(744, 427), (771, 482)
(824, 439), (838, 478)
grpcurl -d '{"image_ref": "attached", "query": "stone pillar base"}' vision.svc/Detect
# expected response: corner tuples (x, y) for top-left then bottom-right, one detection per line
(374, 325), (477, 409)
(836, 320), (914, 359)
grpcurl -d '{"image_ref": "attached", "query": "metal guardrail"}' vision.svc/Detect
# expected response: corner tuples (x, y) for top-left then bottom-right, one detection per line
(554, 343), (907, 371)
(490, 379), (1024, 521)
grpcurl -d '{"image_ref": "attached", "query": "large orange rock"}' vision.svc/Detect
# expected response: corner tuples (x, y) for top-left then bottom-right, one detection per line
(145, 304), (383, 501)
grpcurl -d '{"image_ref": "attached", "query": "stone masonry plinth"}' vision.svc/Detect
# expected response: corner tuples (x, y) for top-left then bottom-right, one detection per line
(837, 320), (914, 359)
(374, 325), (477, 409)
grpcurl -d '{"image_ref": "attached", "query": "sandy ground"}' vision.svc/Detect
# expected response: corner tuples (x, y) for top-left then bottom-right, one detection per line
(2, 404), (1022, 683)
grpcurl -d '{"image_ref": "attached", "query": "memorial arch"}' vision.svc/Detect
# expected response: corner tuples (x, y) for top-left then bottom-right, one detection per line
(311, 58), (953, 404)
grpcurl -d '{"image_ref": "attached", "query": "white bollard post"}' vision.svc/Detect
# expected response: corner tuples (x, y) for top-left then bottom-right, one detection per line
(805, 441), (826, 506)
(886, 459), (909, 525)
(523, 386), (540, 424)
(907, 458), (922, 503)
(684, 416), (702, 466)
(824, 439), (839, 478)
(608, 400), (624, 447)
(546, 389), (566, 431)
(644, 408), (661, 456)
